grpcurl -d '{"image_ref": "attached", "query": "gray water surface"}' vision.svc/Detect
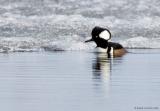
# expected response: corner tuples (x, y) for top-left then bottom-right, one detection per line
(0, 50), (160, 111)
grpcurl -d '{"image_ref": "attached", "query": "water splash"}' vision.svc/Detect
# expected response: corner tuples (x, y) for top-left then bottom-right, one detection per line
(121, 37), (160, 49)
(0, 0), (160, 52)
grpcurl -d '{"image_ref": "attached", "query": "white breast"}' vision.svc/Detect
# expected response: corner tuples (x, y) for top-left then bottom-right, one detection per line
(96, 47), (108, 53)
(95, 47), (114, 55)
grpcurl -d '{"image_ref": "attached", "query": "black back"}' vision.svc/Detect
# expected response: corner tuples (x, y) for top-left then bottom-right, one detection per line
(108, 42), (123, 49)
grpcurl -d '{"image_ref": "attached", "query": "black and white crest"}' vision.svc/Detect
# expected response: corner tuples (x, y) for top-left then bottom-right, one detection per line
(91, 26), (111, 41)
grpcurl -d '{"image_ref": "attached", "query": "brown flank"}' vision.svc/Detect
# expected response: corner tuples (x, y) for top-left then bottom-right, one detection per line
(113, 48), (127, 57)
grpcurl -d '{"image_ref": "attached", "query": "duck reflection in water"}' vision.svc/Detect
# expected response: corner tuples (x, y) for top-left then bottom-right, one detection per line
(92, 52), (112, 81)
(92, 52), (113, 97)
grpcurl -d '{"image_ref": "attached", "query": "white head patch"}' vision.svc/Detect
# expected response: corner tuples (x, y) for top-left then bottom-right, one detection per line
(99, 30), (111, 40)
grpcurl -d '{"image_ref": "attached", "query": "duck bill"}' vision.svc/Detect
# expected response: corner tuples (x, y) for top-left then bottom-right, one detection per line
(85, 38), (93, 43)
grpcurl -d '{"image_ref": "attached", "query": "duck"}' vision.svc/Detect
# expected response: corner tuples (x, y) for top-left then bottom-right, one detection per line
(85, 26), (126, 57)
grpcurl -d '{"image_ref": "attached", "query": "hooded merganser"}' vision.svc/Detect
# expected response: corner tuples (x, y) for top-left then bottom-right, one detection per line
(85, 26), (126, 57)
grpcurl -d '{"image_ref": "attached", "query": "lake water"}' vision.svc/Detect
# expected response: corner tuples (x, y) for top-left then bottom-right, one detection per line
(0, 49), (160, 111)
(0, 0), (160, 110)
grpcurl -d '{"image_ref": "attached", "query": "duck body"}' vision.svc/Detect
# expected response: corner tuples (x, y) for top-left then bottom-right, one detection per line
(96, 42), (126, 57)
